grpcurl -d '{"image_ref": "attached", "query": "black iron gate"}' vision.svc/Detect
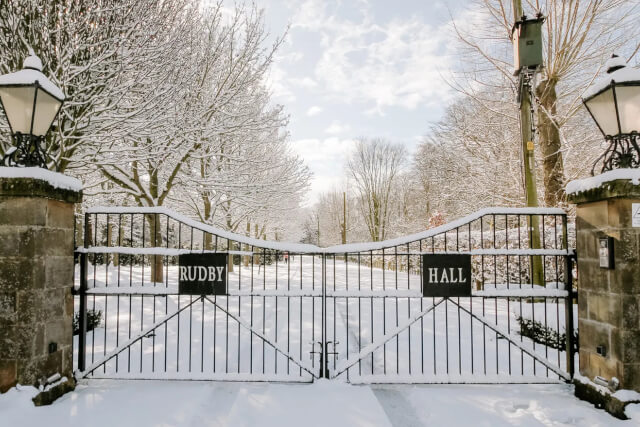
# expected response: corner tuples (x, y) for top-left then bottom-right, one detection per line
(73, 207), (576, 384)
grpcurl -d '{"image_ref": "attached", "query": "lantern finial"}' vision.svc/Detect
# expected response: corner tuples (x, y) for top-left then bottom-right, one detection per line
(23, 54), (43, 72)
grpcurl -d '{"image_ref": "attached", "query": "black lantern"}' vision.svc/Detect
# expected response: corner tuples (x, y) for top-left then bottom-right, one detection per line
(0, 54), (64, 168)
(582, 54), (640, 174)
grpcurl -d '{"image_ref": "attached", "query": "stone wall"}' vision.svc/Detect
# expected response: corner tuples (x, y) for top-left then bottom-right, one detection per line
(0, 177), (81, 393)
(571, 181), (640, 391)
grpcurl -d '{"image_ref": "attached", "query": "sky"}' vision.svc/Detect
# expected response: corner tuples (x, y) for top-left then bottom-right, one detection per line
(256, 0), (466, 205)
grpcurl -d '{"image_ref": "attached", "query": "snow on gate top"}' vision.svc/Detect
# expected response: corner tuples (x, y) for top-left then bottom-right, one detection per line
(86, 206), (566, 254)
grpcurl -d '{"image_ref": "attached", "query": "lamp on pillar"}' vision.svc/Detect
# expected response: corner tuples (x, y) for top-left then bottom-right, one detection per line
(0, 53), (64, 169)
(582, 54), (640, 175)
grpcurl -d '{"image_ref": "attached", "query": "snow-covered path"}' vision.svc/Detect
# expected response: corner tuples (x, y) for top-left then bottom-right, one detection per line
(1, 380), (633, 426)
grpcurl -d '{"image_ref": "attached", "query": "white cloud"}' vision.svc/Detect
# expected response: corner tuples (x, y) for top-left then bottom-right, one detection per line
(325, 120), (351, 134)
(290, 77), (318, 88)
(266, 63), (296, 103)
(291, 0), (454, 114)
(291, 137), (356, 163)
(306, 105), (324, 116)
(290, 137), (357, 204)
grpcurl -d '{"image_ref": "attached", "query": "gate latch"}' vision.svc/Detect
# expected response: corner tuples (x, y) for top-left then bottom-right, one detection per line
(309, 341), (340, 360)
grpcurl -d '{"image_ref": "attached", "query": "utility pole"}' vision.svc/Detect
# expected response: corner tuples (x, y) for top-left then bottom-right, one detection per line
(513, 0), (544, 286)
(341, 192), (347, 244)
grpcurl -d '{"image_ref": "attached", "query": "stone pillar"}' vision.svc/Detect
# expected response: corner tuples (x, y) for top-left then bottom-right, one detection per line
(568, 178), (640, 392)
(0, 173), (82, 393)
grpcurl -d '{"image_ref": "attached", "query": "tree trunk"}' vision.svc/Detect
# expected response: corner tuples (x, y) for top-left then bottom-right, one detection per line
(536, 79), (566, 206)
(204, 233), (214, 250)
(227, 241), (234, 273)
(244, 222), (250, 267)
(145, 213), (164, 284)
(107, 223), (118, 266)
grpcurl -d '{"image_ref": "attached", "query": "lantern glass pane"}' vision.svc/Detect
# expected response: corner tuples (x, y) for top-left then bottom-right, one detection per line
(32, 89), (62, 136)
(0, 86), (35, 134)
(584, 88), (619, 136)
(614, 84), (640, 134)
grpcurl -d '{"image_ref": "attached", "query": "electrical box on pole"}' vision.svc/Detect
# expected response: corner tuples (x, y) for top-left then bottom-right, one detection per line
(512, 16), (544, 76)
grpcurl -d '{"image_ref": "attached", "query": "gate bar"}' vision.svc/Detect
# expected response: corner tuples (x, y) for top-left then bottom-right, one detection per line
(204, 296), (317, 377)
(77, 212), (90, 372)
(565, 253), (576, 380)
(332, 297), (446, 378)
(78, 296), (203, 377)
(451, 300), (570, 381)
(321, 255), (328, 378)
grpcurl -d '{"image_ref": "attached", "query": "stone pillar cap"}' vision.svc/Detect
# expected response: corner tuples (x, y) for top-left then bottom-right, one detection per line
(0, 167), (82, 203)
(566, 169), (640, 204)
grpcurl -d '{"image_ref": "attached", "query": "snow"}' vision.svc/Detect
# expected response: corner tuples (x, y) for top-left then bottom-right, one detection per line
(87, 206), (318, 253)
(374, 383), (631, 426)
(23, 55), (43, 71)
(627, 403), (640, 420)
(0, 55), (65, 100)
(42, 376), (69, 393)
(87, 286), (177, 295)
(566, 169), (640, 195)
(571, 364), (638, 400)
(325, 207), (566, 253)
(422, 249), (571, 256)
(474, 289), (568, 298)
(78, 299), (198, 378)
(0, 380), (631, 426)
(85, 285), (569, 299)
(81, 247), (570, 257)
(352, 375), (560, 384)
(0, 167), (82, 191)
(87, 206), (566, 254)
(614, 389), (640, 403)
(583, 61), (640, 99)
(574, 373), (640, 404)
(77, 246), (253, 256)
(334, 298), (445, 376)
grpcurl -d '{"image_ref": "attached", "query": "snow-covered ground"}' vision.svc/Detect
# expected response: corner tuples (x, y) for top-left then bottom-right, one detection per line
(1, 380), (633, 426)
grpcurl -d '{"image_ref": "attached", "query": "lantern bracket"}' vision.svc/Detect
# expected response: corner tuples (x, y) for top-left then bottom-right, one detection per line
(592, 132), (640, 175)
(2, 132), (48, 168)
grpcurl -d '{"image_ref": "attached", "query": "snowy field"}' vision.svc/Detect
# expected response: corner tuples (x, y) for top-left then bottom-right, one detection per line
(75, 256), (573, 383)
(1, 379), (634, 426)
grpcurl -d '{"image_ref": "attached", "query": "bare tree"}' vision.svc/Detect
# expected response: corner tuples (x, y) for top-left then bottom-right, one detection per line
(308, 189), (358, 246)
(451, 0), (640, 205)
(0, 0), (196, 171)
(80, 2), (309, 279)
(347, 138), (407, 242)
(415, 87), (526, 220)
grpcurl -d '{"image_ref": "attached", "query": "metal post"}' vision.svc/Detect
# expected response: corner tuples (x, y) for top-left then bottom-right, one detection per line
(77, 212), (90, 372)
(319, 254), (328, 378)
(564, 253), (576, 380)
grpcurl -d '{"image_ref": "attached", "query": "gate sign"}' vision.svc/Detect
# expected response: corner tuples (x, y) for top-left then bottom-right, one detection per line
(422, 254), (471, 297)
(178, 253), (228, 295)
